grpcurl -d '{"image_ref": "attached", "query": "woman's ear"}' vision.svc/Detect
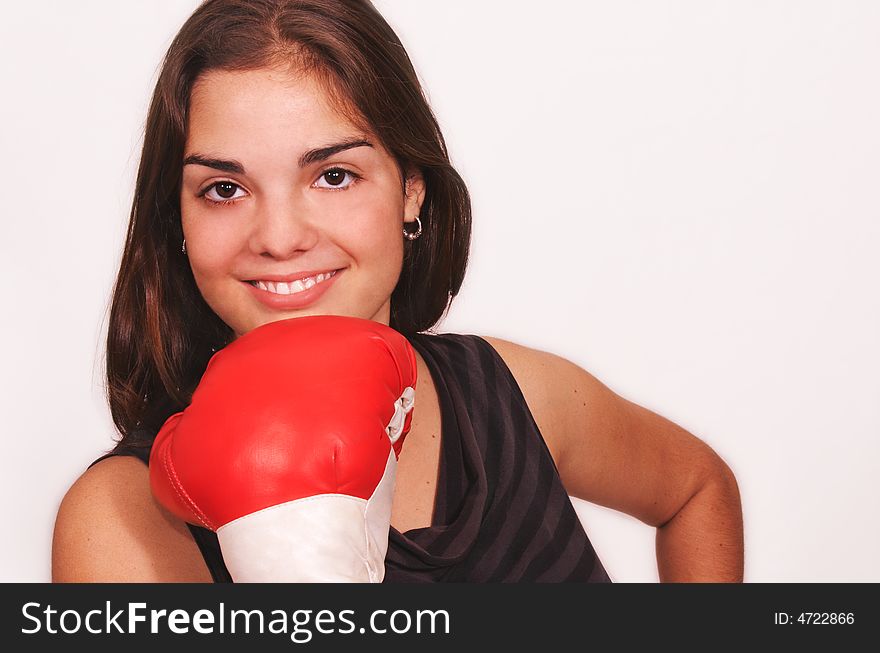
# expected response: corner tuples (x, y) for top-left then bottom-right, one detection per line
(403, 167), (426, 218)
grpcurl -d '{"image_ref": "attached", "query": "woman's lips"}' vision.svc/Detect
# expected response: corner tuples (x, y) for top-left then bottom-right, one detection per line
(243, 269), (342, 310)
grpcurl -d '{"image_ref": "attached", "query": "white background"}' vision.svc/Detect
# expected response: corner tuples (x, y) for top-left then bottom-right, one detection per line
(1, 0), (878, 582)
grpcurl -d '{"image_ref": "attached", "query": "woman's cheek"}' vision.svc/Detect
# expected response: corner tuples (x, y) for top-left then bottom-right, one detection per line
(184, 208), (245, 261)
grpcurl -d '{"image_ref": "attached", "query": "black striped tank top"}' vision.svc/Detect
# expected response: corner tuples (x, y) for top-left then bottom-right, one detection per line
(89, 332), (612, 582)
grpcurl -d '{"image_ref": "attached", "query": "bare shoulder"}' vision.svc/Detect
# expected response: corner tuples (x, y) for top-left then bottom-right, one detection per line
(477, 335), (596, 462)
(479, 334), (733, 527)
(52, 454), (213, 582)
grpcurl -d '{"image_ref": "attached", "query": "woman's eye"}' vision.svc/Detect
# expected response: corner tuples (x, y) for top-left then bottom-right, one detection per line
(201, 181), (247, 204)
(314, 167), (360, 190)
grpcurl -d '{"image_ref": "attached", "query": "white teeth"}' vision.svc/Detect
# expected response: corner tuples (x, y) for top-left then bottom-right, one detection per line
(252, 270), (337, 295)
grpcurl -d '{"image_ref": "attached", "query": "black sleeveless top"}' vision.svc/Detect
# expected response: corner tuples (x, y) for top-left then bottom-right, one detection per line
(90, 332), (612, 582)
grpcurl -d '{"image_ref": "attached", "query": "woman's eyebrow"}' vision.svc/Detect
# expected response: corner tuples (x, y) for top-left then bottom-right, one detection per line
(299, 138), (373, 167)
(182, 155), (245, 174)
(182, 137), (374, 173)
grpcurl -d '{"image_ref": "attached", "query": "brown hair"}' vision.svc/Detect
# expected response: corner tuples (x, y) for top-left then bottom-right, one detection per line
(105, 0), (471, 447)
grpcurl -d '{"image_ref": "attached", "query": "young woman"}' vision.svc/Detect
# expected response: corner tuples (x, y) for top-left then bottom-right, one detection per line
(52, 0), (743, 582)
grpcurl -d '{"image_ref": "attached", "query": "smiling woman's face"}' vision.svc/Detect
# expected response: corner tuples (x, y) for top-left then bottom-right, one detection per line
(180, 66), (425, 338)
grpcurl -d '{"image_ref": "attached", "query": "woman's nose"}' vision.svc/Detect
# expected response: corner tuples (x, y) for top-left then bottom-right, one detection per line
(247, 195), (320, 258)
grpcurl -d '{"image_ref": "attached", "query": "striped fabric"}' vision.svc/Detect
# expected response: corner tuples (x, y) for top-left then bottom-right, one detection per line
(90, 331), (611, 583)
(384, 333), (611, 582)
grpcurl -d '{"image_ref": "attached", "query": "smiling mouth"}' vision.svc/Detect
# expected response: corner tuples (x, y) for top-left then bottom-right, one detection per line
(246, 270), (339, 295)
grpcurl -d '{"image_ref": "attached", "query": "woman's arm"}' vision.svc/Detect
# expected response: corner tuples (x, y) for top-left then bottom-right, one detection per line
(655, 462), (743, 582)
(481, 336), (744, 582)
(52, 456), (213, 582)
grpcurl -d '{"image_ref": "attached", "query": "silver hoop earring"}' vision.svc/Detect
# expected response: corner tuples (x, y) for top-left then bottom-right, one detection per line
(403, 216), (422, 241)
(181, 238), (187, 254)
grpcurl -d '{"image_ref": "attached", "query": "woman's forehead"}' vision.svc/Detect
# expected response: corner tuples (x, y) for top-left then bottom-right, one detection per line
(191, 68), (337, 118)
(187, 67), (371, 145)
(185, 69), (387, 168)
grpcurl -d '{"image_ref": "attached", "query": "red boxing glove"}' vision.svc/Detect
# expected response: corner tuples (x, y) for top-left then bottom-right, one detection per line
(149, 315), (417, 582)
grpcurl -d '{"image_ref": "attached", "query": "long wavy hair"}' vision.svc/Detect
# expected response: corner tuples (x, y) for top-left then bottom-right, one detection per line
(105, 0), (471, 449)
